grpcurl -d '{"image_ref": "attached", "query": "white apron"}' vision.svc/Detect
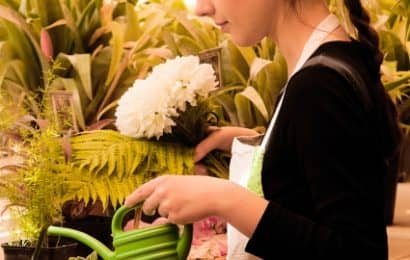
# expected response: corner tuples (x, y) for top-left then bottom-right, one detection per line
(227, 14), (341, 260)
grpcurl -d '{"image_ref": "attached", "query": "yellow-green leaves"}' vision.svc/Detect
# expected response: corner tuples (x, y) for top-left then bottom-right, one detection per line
(60, 54), (93, 100)
(105, 21), (125, 88)
(216, 40), (287, 129)
(68, 130), (195, 208)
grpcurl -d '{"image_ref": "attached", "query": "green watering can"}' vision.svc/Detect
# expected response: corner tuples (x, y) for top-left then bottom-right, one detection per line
(47, 203), (193, 260)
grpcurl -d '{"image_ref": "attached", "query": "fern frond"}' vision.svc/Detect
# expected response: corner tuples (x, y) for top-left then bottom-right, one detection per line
(68, 130), (196, 209)
(65, 172), (145, 209)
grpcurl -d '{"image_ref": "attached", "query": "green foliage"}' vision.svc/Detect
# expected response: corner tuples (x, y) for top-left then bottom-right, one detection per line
(0, 127), (70, 244)
(67, 130), (195, 208)
(215, 38), (287, 129)
(366, 0), (410, 135)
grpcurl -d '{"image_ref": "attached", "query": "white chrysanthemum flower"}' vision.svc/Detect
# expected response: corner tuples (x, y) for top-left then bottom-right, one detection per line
(150, 55), (217, 111)
(190, 63), (218, 97)
(115, 55), (218, 139)
(115, 79), (174, 139)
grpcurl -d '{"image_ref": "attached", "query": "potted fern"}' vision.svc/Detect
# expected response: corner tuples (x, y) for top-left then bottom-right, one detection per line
(0, 113), (78, 258)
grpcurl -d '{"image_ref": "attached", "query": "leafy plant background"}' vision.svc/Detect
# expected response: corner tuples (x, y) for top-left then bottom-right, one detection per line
(0, 0), (408, 247)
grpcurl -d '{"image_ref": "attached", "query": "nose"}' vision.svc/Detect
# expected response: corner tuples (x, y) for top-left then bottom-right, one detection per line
(194, 0), (215, 17)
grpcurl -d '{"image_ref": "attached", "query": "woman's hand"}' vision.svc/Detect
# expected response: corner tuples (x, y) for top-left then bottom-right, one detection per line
(124, 174), (269, 237)
(124, 175), (233, 224)
(194, 126), (259, 162)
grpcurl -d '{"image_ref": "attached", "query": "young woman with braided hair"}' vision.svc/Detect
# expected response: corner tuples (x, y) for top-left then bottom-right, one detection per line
(124, 1), (402, 259)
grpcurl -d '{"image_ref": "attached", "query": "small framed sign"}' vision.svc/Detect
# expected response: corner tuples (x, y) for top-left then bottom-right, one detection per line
(49, 91), (78, 133)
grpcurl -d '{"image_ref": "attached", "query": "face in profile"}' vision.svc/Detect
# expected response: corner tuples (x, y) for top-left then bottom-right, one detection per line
(195, 0), (281, 46)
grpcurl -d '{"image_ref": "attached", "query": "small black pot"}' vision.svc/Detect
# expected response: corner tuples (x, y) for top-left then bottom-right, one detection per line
(1, 239), (77, 260)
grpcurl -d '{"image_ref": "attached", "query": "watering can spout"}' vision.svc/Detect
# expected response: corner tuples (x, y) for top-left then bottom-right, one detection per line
(48, 204), (192, 259)
(47, 226), (114, 259)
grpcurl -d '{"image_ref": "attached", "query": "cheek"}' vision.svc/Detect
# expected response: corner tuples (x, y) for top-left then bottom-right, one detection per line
(233, 9), (273, 45)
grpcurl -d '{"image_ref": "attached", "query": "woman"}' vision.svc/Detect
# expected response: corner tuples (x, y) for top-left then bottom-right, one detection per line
(125, 0), (402, 259)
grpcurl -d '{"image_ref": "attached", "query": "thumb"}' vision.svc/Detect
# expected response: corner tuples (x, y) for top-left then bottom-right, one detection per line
(194, 126), (221, 162)
(194, 139), (213, 162)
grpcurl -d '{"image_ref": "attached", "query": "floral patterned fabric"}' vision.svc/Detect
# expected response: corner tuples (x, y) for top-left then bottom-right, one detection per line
(189, 216), (227, 259)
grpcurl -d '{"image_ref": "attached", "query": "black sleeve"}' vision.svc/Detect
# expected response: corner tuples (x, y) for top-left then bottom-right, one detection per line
(246, 66), (387, 259)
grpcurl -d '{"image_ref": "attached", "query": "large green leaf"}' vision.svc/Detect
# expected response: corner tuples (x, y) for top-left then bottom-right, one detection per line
(0, 5), (49, 86)
(105, 21), (125, 87)
(237, 86), (269, 122)
(2, 59), (30, 89)
(59, 53), (93, 100)
(221, 39), (250, 86)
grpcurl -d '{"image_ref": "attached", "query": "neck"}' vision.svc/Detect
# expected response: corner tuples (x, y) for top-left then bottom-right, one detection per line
(269, 2), (344, 77)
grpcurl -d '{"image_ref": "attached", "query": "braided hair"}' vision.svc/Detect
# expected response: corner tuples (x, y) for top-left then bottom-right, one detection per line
(343, 0), (383, 73)
(343, 0), (402, 161)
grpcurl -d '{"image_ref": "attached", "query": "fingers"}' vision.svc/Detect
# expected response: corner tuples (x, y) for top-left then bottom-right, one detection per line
(123, 220), (136, 231)
(125, 176), (173, 219)
(152, 217), (169, 225)
(194, 128), (221, 162)
(141, 186), (164, 216)
(124, 177), (162, 207)
(207, 126), (220, 132)
(157, 201), (171, 218)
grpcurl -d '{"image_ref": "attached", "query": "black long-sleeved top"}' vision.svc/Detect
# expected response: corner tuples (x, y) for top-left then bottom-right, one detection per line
(246, 41), (391, 259)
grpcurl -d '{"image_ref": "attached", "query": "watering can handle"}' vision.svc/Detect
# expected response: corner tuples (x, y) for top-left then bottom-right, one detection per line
(112, 204), (193, 260)
(111, 203), (144, 236)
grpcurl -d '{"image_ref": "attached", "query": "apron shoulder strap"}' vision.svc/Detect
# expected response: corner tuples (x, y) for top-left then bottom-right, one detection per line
(302, 54), (372, 112)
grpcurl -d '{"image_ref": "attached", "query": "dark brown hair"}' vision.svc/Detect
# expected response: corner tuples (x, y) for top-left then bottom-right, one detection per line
(344, 0), (403, 159)
(343, 0), (383, 72)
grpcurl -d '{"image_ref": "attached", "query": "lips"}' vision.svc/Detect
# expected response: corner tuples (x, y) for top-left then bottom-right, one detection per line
(215, 21), (228, 27)
(215, 21), (229, 32)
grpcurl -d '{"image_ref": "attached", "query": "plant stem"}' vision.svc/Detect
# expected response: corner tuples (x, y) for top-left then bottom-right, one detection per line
(31, 226), (48, 260)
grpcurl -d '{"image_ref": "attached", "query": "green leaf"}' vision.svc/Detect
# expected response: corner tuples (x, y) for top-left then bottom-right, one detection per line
(105, 21), (125, 87)
(55, 0), (84, 52)
(172, 11), (207, 50)
(238, 86), (269, 122)
(2, 59), (30, 89)
(0, 5), (49, 85)
(60, 54), (93, 100)
(234, 91), (255, 128)
(124, 2), (140, 42)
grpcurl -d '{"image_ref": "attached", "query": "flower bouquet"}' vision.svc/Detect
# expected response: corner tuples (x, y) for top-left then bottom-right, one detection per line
(115, 55), (229, 259)
(115, 55), (218, 144)
(67, 55), (229, 210)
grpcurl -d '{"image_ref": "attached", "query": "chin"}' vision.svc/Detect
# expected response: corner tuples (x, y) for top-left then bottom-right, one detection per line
(231, 34), (265, 47)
